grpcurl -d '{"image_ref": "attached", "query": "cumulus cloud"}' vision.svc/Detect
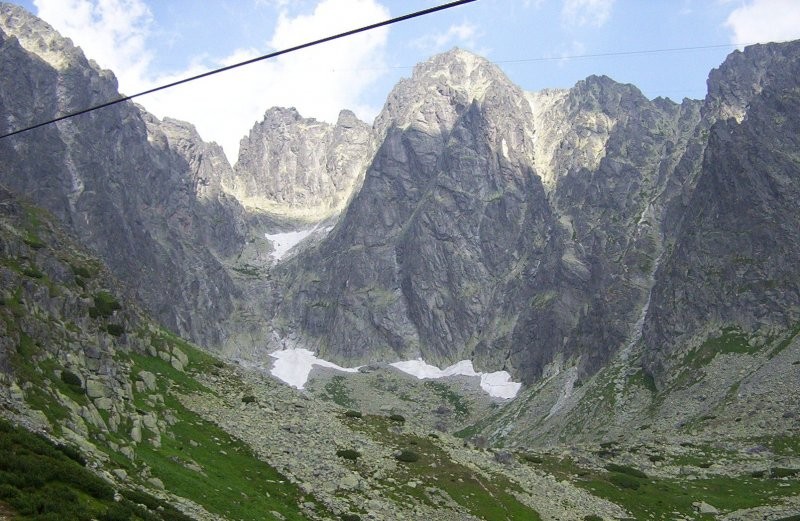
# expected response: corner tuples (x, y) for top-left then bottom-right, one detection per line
(33, 0), (390, 161)
(33, 0), (153, 88)
(411, 22), (480, 53)
(561, 0), (615, 28)
(725, 0), (800, 46)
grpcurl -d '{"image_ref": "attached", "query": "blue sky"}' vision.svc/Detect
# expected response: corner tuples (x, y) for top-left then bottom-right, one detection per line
(13, 0), (800, 160)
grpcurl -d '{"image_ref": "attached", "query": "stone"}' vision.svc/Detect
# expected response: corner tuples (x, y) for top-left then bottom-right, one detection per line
(112, 468), (128, 481)
(138, 371), (157, 392)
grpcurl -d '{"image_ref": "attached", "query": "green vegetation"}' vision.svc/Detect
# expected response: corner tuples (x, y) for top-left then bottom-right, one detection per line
(394, 450), (419, 463)
(604, 463), (648, 479)
(344, 410), (363, 418)
(388, 413), (406, 423)
(344, 414), (541, 520)
(241, 395), (257, 404)
(324, 375), (355, 408)
(60, 370), (82, 388)
(89, 291), (121, 318)
(0, 418), (189, 521)
(105, 324), (125, 337)
(683, 327), (757, 369)
(527, 452), (800, 520)
(336, 449), (361, 461)
(423, 381), (469, 417)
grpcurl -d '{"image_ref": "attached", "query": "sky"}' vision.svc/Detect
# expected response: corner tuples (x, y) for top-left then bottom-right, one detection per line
(12, 0), (800, 161)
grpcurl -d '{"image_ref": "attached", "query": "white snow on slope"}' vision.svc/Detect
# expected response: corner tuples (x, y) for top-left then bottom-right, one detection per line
(269, 348), (359, 390)
(390, 359), (522, 399)
(265, 228), (316, 260)
(267, 349), (522, 399)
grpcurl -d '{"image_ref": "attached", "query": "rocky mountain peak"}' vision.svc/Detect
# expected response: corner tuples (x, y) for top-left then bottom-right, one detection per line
(705, 40), (800, 122)
(0, 2), (107, 77)
(226, 106), (375, 222)
(374, 47), (519, 138)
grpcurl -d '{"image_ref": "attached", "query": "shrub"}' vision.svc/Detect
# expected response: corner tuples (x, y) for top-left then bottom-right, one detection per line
(55, 444), (86, 466)
(584, 516), (604, 521)
(521, 453), (543, 464)
(336, 449), (361, 461)
(344, 410), (362, 418)
(70, 264), (93, 279)
(604, 463), (648, 479)
(90, 291), (121, 318)
(608, 472), (641, 490)
(341, 515), (361, 521)
(241, 395), (257, 404)
(771, 467), (799, 478)
(648, 454), (665, 463)
(60, 370), (82, 388)
(394, 450), (419, 463)
(388, 414), (405, 423)
(105, 324), (125, 337)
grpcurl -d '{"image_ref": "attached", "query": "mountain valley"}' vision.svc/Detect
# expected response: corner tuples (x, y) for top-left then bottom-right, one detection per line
(0, 3), (799, 520)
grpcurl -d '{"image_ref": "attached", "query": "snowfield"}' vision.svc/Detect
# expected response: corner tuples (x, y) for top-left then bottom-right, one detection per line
(390, 359), (521, 399)
(264, 228), (316, 260)
(268, 348), (521, 399)
(269, 348), (359, 389)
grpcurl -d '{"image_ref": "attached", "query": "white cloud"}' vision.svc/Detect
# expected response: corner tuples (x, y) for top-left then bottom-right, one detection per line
(725, 0), (800, 46)
(33, 0), (390, 161)
(561, 0), (615, 27)
(33, 0), (153, 89)
(411, 22), (480, 53)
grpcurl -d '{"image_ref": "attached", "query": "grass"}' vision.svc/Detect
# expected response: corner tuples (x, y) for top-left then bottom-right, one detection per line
(683, 327), (757, 369)
(0, 418), (190, 521)
(524, 450), (800, 520)
(345, 414), (542, 520)
(324, 375), (355, 408)
(424, 381), (470, 417)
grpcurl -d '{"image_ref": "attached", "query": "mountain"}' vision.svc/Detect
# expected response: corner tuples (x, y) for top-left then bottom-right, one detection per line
(229, 107), (375, 222)
(0, 3), (247, 348)
(272, 48), (706, 384)
(2, 3), (800, 519)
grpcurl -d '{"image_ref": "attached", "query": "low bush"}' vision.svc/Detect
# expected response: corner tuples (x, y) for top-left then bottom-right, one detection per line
(388, 414), (406, 423)
(344, 410), (362, 418)
(106, 324), (125, 336)
(241, 395), (257, 404)
(521, 453), (543, 464)
(771, 467), (799, 478)
(60, 370), (82, 388)
(584, 516), (604, 521)
(336, 449), (361, 461)
(341, 515), (361, 521)
(604, 463), (648, 479)
(394, 450), (419, 463)
(608, 472), (641, 490)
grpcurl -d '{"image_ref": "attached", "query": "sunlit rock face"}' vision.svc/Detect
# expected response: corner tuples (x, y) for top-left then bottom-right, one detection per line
(273, 48), (709, 383)
(0, 4), (247, 347)
(228, 107), (376, 222)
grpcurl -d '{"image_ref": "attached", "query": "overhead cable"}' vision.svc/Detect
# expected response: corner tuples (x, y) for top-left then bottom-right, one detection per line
(0, 0), (477, 140)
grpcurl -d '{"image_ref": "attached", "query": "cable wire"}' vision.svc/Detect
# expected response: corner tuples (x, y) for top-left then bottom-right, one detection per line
(0, 0), (477, 140)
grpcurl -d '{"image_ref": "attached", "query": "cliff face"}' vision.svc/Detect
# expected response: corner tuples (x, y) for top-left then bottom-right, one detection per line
(272, 49), (702, 382)
(0, 3), (246, 347)
(642, 41), (800, 378)
(229, 107), (375, 222)
(2, 3), (799, 393)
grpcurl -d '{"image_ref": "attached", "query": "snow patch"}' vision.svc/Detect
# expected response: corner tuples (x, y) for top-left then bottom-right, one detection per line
(390, 359), (522, 399)
(265, 227), (317, 260)
(269, 348), (359, 390)
(266, 349), (522, 399)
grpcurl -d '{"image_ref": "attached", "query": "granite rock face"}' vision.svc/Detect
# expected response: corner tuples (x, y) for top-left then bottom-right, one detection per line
(642, 41), (800, 378)
(228, 107), (375, 221)
(0, 4), (246, 347)
(275, 43), (799, 386)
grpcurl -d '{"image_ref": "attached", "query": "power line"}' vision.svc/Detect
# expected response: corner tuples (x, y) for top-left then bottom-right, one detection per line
(0, 0), (477, 140)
